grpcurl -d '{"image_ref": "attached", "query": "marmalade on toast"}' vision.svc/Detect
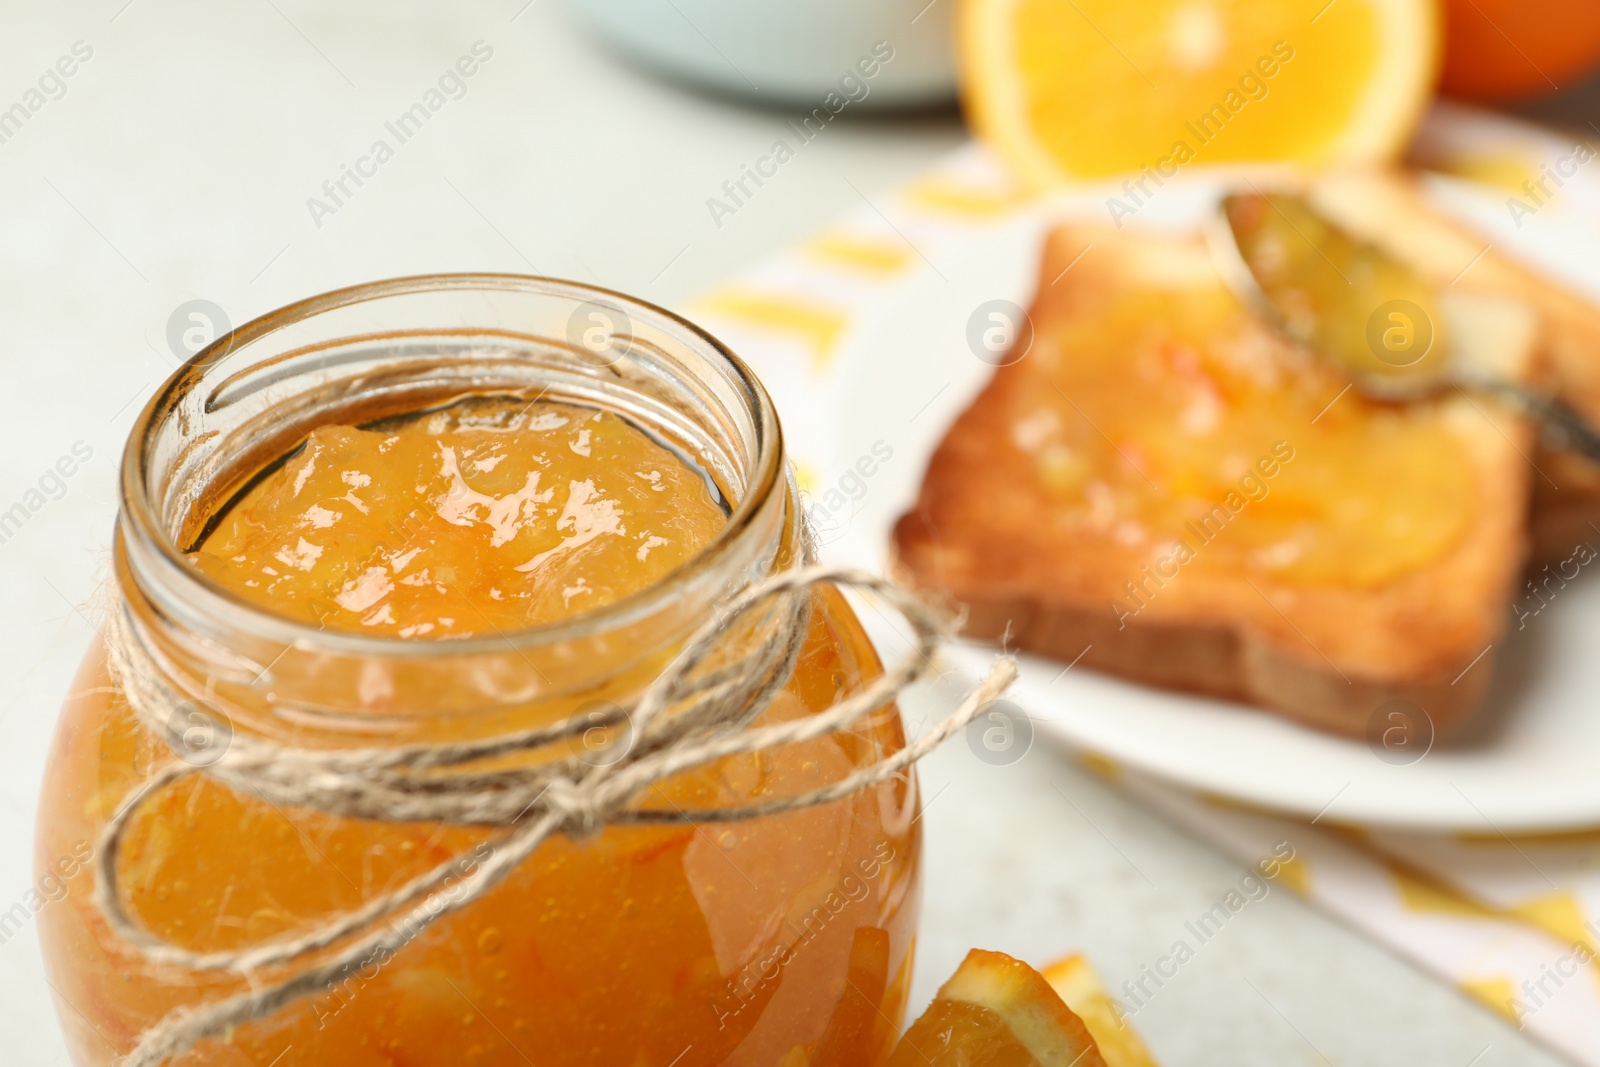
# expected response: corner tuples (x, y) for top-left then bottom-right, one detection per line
(1011, 281), (1474, 588)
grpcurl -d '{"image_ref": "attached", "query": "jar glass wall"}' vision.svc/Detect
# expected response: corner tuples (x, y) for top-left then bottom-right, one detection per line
(35, 276), (920, 1067)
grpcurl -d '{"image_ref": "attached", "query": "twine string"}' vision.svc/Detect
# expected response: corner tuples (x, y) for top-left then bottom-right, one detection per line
(95, 564), (1017, 1067)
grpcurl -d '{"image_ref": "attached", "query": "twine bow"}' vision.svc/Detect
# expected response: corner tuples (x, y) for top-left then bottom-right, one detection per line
(96, 564), (1017, 1066)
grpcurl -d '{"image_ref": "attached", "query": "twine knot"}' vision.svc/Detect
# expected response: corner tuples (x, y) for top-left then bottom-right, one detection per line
(540, 776), (603, 839)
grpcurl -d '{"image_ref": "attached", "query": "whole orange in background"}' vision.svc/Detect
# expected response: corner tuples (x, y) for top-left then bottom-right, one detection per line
(1441, 0), (1600, 102)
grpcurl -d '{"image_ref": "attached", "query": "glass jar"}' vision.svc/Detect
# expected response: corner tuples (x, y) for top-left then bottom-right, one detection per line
(35, 276), (920, 1067)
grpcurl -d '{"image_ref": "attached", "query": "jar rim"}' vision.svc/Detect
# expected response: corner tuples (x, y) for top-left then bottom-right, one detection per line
(117, 272), (788, 661)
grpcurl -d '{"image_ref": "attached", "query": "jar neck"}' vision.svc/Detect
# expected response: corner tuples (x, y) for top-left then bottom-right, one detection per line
(115, 275), (789, 746)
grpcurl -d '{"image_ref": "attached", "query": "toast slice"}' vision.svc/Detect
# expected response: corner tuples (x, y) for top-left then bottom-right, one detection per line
(1308, 170), (1600, 566)
(892, 223), (1540, 736)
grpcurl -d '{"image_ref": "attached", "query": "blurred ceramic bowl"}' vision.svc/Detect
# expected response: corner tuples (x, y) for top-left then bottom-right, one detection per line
(568, 0), (956, 108)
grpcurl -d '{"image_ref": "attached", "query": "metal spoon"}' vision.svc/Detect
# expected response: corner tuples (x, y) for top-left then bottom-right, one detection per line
(1209, 188), (1600, 461)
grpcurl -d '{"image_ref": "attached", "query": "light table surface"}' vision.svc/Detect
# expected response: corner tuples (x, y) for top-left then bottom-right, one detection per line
(0, 2), (1567, 1063)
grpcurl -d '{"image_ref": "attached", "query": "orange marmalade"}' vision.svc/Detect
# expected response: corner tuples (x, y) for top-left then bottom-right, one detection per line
(36, 280), (918, 1067)
(1020, 281), (1475, 587)
(189, 401), (729, 634)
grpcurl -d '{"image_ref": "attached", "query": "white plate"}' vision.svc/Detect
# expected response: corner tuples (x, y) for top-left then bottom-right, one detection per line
(802, 166), (1600, 833)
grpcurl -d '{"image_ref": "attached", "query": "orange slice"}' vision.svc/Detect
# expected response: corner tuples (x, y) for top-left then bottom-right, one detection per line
(1041, 955), (1162, 1067)
(887, 949), (1110, 1066)
(958, 0), (1439, 186)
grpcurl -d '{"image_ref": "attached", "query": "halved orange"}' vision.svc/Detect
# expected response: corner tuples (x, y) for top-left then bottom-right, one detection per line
(958, 0), (1440, 186)
(886, 949), (1110, 1066)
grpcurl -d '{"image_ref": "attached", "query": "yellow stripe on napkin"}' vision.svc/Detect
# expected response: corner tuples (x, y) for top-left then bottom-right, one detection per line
(1389, 862), (1505, 921)
(801, 233), (914, 276)
(693, 289), (849, 373)
(1510, 893), (1596, 953)
(1418, 150), (1538, 193)
(902, 175), (1028, 219)
(1459, 977), (1523, 1024)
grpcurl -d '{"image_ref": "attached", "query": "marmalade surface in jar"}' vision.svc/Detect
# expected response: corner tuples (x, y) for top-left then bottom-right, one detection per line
(37, 332), (919, 1066)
